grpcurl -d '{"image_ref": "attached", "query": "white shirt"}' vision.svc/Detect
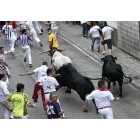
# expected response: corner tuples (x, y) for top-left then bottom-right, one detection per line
(33, 65), (48, 81)
(18, 21), (27, 30)
(38, 76), (59, 93)
(50, 21), (58, 26)
(86, 88), (114, 109)
(102, 26), (114, 40)
(0, 80), (10, 102)
(90, 25), (100, 38)
(80, 21), (88, 24)
(2, 24), (15, 39)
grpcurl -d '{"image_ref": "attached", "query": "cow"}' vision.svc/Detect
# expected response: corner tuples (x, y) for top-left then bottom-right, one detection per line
(101, 55), (132, 97)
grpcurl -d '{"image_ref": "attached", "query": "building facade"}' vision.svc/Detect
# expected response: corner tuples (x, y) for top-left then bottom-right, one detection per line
(108, 21), (140, 60)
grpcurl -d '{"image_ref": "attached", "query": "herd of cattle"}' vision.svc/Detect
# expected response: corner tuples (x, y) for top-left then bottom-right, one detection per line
(47, 48), (132, 112)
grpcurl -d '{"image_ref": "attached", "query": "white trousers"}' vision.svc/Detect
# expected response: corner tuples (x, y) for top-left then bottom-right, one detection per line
(21, 45), (32, 64)
(13, 29), (17, 40)
(51, 25), (58, 35)
(34, 21), (42, 34)
(30, 29), (40, 43)
(5, 74), (9, 86)
(98, 108), (114, 119)
(0, 101), (11, 119)
(6, 38), (15, 53)
(10, 114), (29, 119)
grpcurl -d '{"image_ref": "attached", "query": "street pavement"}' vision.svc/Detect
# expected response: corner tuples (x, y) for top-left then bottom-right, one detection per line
(60, 22), (140, 91)
(0, 21), (140, 119)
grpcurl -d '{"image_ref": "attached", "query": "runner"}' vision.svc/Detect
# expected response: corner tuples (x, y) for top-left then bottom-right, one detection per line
(16, 29), (33, 68)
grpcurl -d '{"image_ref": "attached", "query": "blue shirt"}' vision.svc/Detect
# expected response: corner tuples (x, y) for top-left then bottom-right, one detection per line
(47, 100), (63, 119)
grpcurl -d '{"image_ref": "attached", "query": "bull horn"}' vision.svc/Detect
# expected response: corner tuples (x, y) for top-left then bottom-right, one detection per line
(57, 48), (65, 52)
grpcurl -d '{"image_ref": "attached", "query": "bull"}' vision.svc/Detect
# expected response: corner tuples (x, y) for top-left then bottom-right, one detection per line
(55, 64), (99, 112)
(101, 55), (132, 97)
(47, 48), (98, 112)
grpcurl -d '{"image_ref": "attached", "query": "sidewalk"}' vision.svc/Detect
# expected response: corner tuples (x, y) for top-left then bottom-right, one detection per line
(60, 22), (140, 90)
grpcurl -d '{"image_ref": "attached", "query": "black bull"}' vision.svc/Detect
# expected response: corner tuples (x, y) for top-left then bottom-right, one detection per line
(101, 55), (132, 97)
(55, 64), (99, 111)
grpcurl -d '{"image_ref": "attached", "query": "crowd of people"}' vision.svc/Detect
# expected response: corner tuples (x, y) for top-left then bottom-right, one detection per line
(0, 21), (116, 119)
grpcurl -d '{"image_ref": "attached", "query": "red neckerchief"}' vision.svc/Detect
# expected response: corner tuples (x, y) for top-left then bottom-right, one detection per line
(97, 88), (109, 91)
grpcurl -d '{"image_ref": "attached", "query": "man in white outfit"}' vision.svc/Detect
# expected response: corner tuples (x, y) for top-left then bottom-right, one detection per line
(34, 21), (43, 35)
(16, 29), (33, 68)
(19, 61), (48, 110)
(25, 21), (43, 47)
(0, 74), (11, 119)
(82, 80), (119, 119)
(102, 21), (114, 55)
(50, 21), (60, 36)
(2, 21), (15, 56)
(38, 68), (60, 103)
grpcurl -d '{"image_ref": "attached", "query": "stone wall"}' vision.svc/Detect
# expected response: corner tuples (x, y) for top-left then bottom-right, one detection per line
(117, 21), (140, 60)
(108, 21), (117, 29)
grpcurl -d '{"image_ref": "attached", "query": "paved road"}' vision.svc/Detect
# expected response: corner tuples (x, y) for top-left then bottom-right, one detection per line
(0, 22), (140, 119)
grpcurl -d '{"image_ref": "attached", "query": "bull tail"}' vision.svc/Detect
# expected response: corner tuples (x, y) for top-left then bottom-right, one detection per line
(89, 77), (102, 80)
(123, 73), (132, 82)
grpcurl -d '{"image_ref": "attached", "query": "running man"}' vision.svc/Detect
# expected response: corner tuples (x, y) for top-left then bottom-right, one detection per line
(82, 80), (119, 119)
(19, 61), (48, 110)
(25, 21), (43, 47)
(3, 83), (36, 119)
(2, 21), (16, 56)
(15, 29), (33, 68)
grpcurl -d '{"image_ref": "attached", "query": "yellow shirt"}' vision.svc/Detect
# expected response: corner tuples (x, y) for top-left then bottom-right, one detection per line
(6, 92), (31, 117)
(48, 33), (59, 48)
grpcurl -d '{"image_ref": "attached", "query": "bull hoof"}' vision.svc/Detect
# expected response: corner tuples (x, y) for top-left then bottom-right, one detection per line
(83, 109), (88, 112)
(81, 106), (88, 112)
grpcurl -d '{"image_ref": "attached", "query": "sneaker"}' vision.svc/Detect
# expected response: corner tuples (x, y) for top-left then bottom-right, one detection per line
(98, 48), (100, 52)
(90, 47), (93, 51)
(41, 29), (43, 32)
(24, 57), (27, 62)
(102, 51), (106, 55)
(40, 43), (43, 47)
(11, 52), (15, 56)
(29, 64), (32, 68)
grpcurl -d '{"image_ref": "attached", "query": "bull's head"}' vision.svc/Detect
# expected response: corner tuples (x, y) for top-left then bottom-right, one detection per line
(101, 55), (117, 62)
